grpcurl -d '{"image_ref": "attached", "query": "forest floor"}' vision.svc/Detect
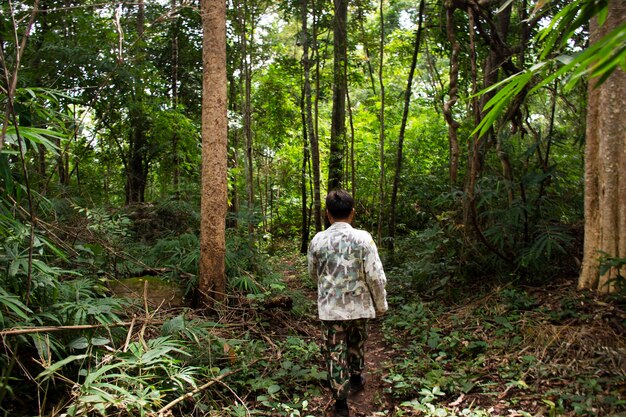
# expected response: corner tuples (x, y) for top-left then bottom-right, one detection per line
(276, 253), (394, 417)
(11, 239), (624, 417)
(269, 249), (626, 417)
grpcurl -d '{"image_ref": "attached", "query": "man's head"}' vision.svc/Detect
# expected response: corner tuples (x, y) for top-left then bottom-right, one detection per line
(325, 189), (354, 222)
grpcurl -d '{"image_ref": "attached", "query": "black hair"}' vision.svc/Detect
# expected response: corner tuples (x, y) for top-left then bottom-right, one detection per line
(326, 189), (354, 219)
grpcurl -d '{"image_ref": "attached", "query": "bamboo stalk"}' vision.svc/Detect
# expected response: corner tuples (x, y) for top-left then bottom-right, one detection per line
(0, 319), (245, 337)
(0, 320), (162, 337)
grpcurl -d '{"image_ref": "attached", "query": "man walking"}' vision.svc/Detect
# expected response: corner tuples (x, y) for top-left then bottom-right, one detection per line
(308, 190), (388, 417)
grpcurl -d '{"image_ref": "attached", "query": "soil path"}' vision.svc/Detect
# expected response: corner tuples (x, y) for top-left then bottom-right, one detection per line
(347, 318), (393, 417)
(278, 255), (395, 417)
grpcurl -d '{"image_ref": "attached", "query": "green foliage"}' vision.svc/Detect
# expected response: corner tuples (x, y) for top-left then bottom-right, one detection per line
(0, 287), (32, 327)
(390, 220), (463, 295)
(382, 283), (626, 416)
(144, 233), (199, 274)
(74, 205), (132, 243)
(474, 0), (625, 138)
(239, 335), (324, 417)
(38, 336), (198, 417)
(598, 252), (626, 292)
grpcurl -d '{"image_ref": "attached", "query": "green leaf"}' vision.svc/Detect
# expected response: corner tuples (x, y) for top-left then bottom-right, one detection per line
(70, 337), (90, 350)
(83, 364), (124, 385)
(493, 316), (513, 330)
(162, 315), (186, 335)
(267, 384), (281, 395)
(37, 354), (90, 380)
(31, 333), (51, 363)
(0, 288), (32, 321)
(91, 337), (110, 346)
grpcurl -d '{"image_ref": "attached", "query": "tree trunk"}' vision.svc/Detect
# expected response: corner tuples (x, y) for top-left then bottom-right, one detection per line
(199, 0), (228, 305)
(464, 5), (480, 230)
(126, 111), (147, 204)
(300, 0), (312, 253)
(328, 0), (348, 191)
(227, 0), (247, 229)
(171, 0), (180, 197)
(346, 84), (356, 198)
(376, 0), (385, 244)
(389, 0), (425, 257)
(243, 0), (255, 236)
(311, 0), (322, 232)
(300, 87), (310, 254)
(443, 3), (460, 185)
(0, 0), (40, 153)
(579, 1), (626, 293)
(227, 71), (241, 229)
(58, 137), (70, 186)
(38, 144), (47, 179)
(357, 6), (377, 95)
(492, 3), (514, 205)
(171, 0), (179, 107)
(126, 0), (147, 204)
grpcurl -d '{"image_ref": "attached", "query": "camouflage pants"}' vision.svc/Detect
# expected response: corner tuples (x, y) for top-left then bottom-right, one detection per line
(321, 319), (368, 400)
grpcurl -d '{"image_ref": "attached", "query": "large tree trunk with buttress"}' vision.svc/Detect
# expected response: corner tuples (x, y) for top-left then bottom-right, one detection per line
(579, 1), (626, 293)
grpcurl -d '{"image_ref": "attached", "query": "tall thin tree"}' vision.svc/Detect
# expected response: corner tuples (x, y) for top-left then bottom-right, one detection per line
(171, 0), (181, 197)
(311, 0), (323, 231)
(328, 0), (348, 191)
(242, 0), (255, 236)
(376, 0), (385, 243)
(125, 0), (148, 204)
(389, 0), (425, 257)
(443, 2), (460, 185)
(199, 0), (228, 305)
(301, 0), (321, 235)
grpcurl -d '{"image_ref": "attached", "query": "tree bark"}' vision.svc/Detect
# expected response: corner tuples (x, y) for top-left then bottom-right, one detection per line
(199, 0), (228, 305)
(464, 5), (479, 230)
(311, 0), (323, 231)
(376, 0), (385, 243)
(389, 0), (425, 257)
(171, 0), (179, 108)
(171, 0), (180, 197)
(243, 0), (255, 236)
(300, 85), (310, 254)
(126, 0), (148, 204)
(301, 0), (314, 239)
(579, 1), (626, 293)
(227, 69), (241, 229)
(443, 3), (460, 185)
(126, 108), (147, 204)
(328, 0), (348, 191)
(492, 2), (514, 205)
(346, 83), (356, 198)
(357, 6), (377, 95)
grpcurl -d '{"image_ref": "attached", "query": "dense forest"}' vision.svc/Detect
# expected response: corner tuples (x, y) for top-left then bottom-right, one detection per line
(0, 0), (624, 416)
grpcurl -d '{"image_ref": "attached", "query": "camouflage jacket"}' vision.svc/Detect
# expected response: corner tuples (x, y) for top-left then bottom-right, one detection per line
(308, 222), (388, 321)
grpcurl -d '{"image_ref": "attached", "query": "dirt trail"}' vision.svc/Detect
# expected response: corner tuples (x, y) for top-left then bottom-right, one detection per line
(347, 318), (394, 417)
(279, 256), (395, 417)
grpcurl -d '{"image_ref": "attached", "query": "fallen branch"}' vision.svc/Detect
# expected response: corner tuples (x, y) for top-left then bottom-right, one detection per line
(157, 359), (262, 416)
(0, 319), (164, 337)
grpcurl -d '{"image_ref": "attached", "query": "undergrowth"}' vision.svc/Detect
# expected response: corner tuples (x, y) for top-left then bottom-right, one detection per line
(1, 193), (624, 417)
(382, 279), (626, 417)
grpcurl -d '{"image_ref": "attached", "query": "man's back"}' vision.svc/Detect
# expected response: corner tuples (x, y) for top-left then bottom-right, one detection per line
(308, 221), (387, 321)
